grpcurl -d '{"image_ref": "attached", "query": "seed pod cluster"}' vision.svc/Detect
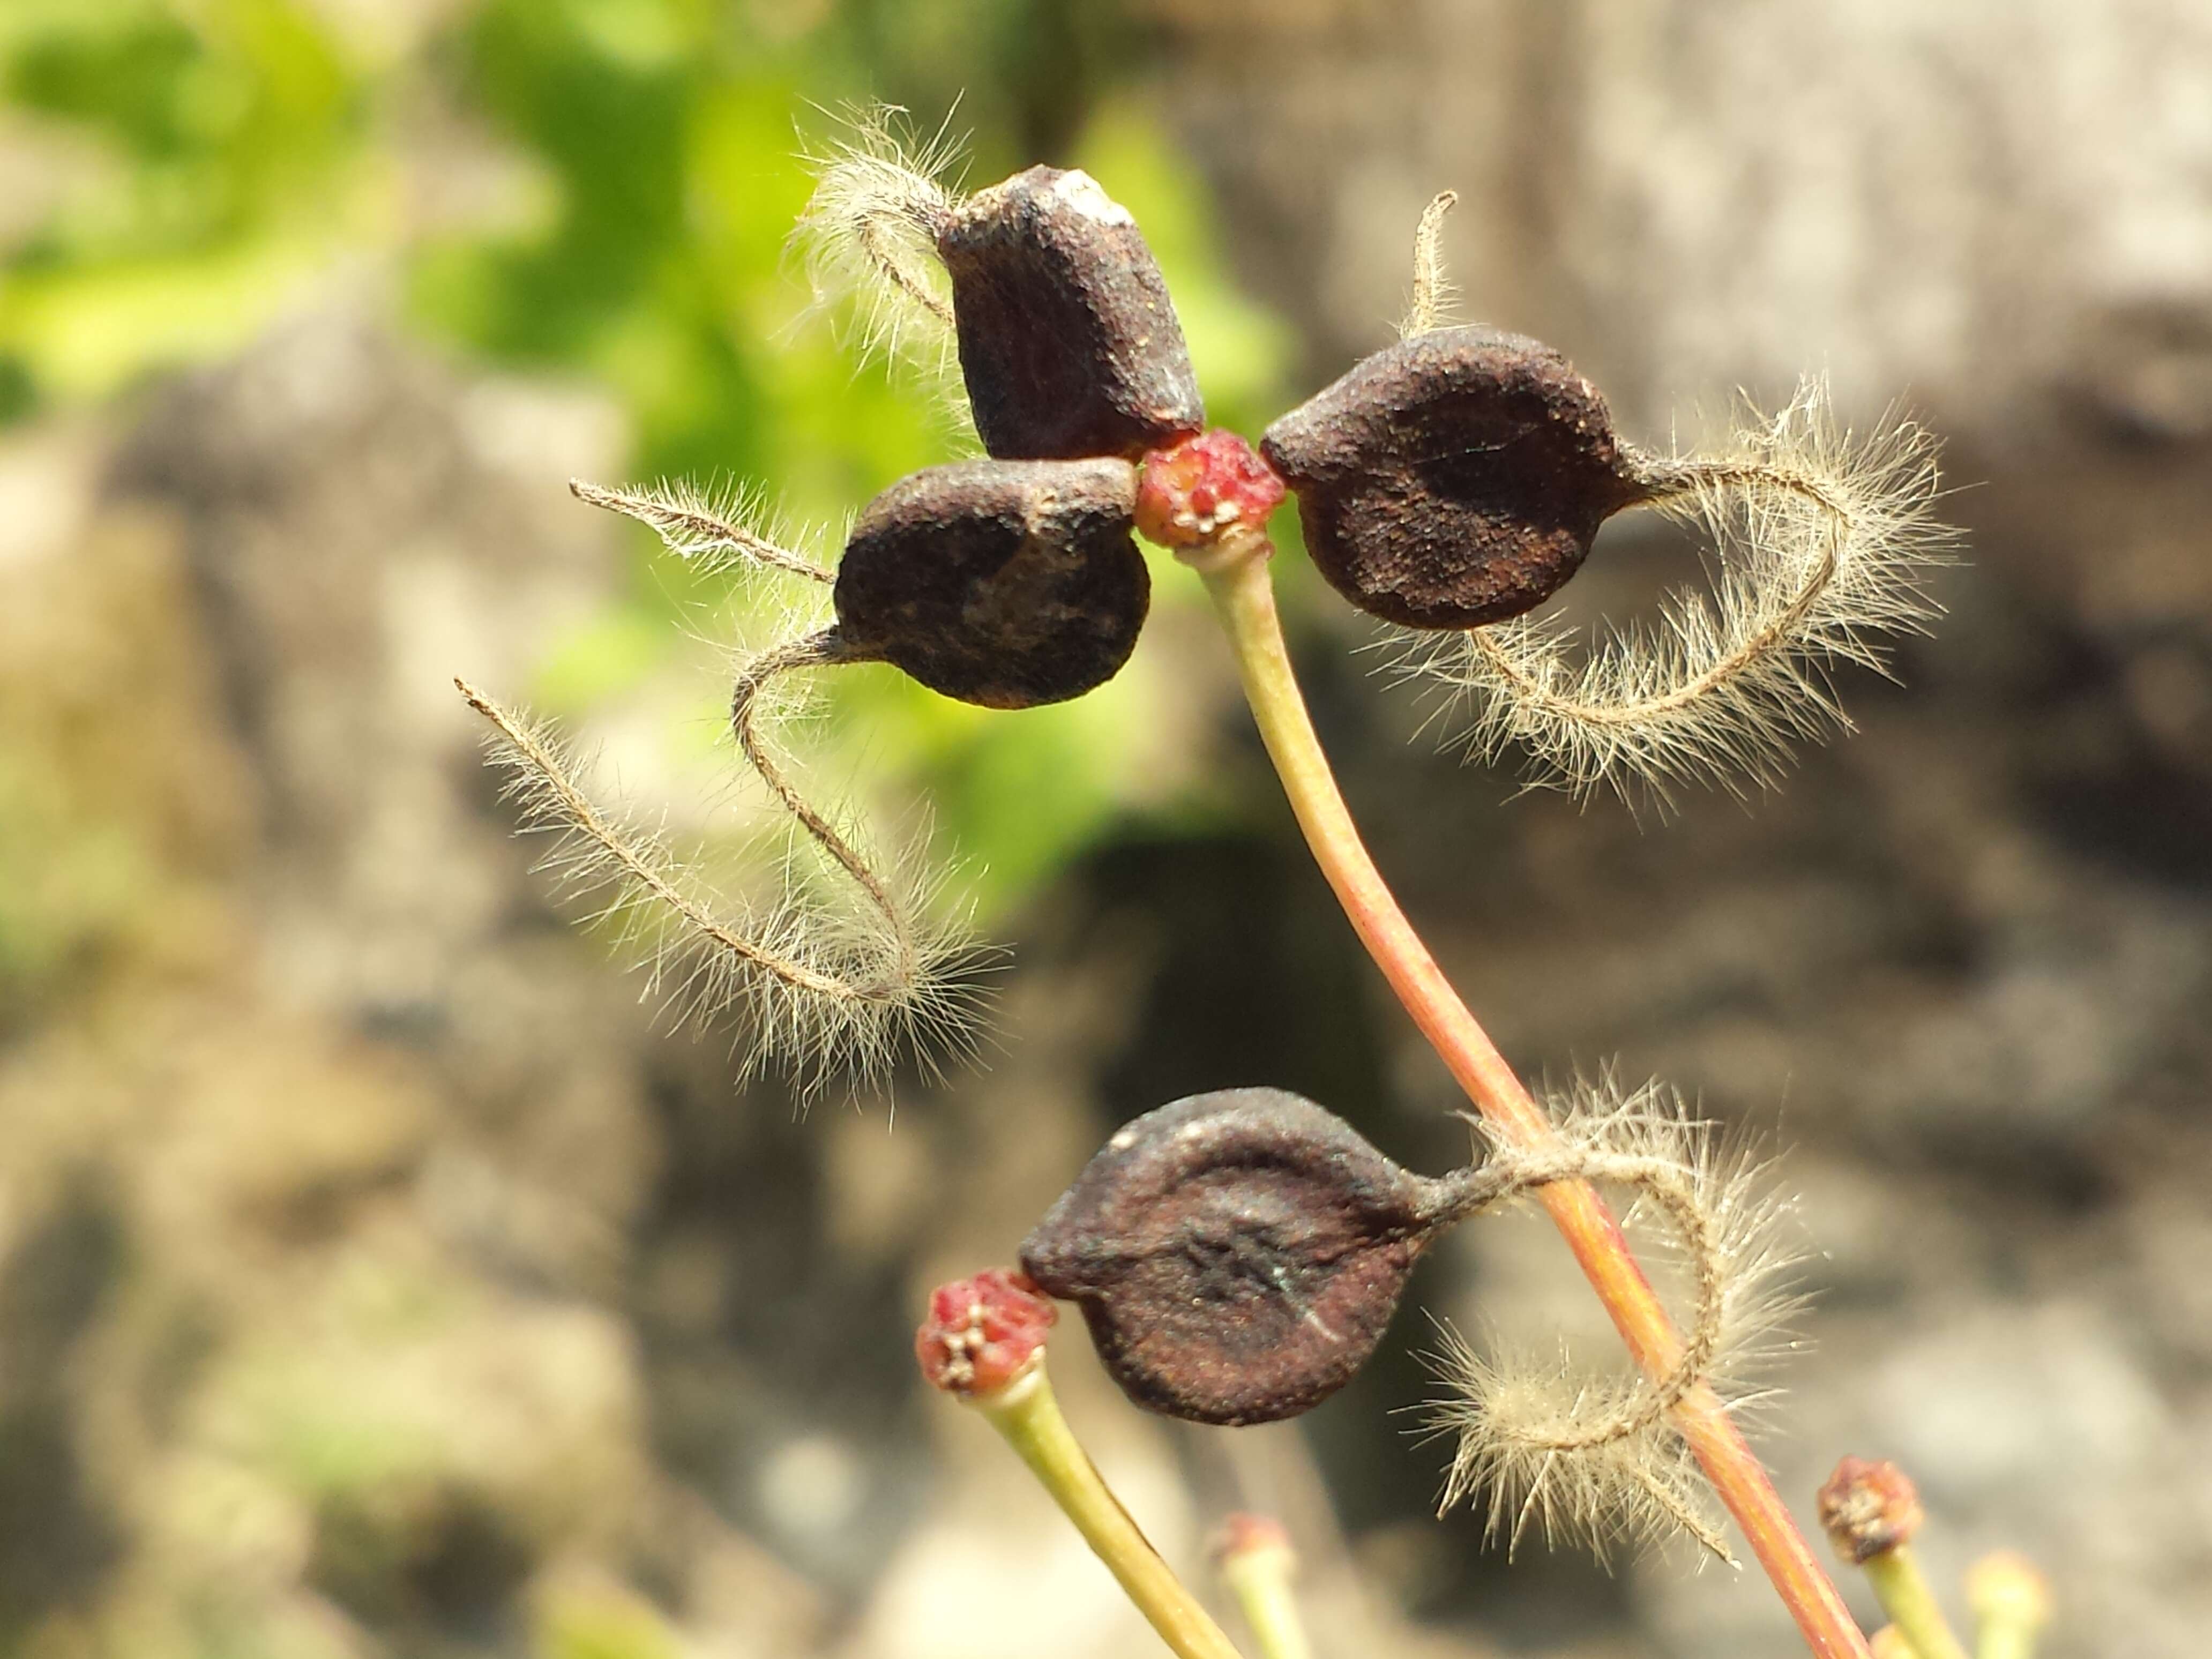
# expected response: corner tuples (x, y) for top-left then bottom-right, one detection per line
(938, 166), (1205, 462)
(1262, 325), (1649, 630)
(834, 457), (1149, 709)
(1021, 1088), (1456, 1425)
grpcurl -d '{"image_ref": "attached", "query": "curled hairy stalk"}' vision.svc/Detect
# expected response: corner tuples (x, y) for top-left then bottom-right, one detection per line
(460, 482), (987, 1095)
(1421, 1079), (1802, 1562)
(570, 477), (835, 584)
(1407, 379), (1956, 805)
(458, 661), (977, 1095)
(1399, 189), (1460, 338)
(793, 102), (964, 366)
(726, 627), (918, 1003)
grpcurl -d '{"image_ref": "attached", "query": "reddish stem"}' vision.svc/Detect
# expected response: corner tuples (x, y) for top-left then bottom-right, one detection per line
(1193, 536), (1869, 1659)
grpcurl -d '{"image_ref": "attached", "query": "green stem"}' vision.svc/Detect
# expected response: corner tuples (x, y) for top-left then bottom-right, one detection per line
(1862, 1548), (1970, 1659)
(1189, 540), (1870, 1659)
(1966, 1553), (2050, 1659)
(1976, 1617), (2042, 1659)
(974, 1362), (1244, 1659)
(1217, 1534), (1312, 1659)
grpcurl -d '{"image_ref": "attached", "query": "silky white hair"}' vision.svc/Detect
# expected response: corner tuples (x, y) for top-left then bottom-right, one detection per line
(791, 103), (966, 373)
(1420, 1074), (1804, 1563)
(1401, 378), (1957, 809)
(457, 477), (992, 1099)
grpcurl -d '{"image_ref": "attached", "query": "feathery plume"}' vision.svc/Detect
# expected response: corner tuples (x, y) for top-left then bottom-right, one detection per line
(570, 476), (835, 585)
(1399, 190), (1460, 338)
(456, 660), (989, 1098)
(1420, 1075), (1803, 1562)
(1402, 378), (1957, 808)
(792, 102), (965, 371)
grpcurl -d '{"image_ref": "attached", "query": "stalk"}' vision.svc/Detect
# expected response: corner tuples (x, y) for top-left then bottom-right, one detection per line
(1965, 1553), (2052, 1659)
(917, 1269), (1244, 1659)
(1860, 1548), (1971, 1659)
(1191, 540), (1870, 1659)
(978, 1364), (1245, 1659)
(1214, 1516), (1313, 1659)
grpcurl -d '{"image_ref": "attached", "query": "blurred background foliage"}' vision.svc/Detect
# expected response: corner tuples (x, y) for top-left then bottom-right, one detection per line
(9, 5), (2202, 1658)
(0, 0), (1294, 926)
(0, 9), (1312, 1651)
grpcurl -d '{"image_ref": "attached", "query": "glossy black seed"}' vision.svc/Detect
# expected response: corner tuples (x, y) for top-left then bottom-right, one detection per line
(1021, 1088), (1455, 1426)
(833, 457), (1148, 709)
(938, 166), (1205, 462)
(1261, 326), (1650, 630)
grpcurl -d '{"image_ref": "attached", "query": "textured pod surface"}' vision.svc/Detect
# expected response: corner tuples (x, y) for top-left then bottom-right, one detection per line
(834, 457), (1148, 709)
(1261, 326), (1649, 629)
(939, 166), (1205, 461)
(1021, 1088), (1446, 1425)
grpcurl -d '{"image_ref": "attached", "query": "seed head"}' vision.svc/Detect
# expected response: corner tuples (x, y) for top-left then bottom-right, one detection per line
(916, 1268), (1059, 1399)
(1262, 326), (1647, 629)
(1021, 1089), (1451, 1425)
(1817, 1456), (1925, 1563)
(938, 165), (1205, 461)
(833, 456), (1149, 708)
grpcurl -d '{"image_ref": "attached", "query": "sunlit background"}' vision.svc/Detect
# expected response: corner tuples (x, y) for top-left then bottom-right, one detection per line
(3, 3), (2210, 1657)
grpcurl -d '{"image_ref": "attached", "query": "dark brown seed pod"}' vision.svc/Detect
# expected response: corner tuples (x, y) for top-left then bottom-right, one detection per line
(937, 166), (1205, 462)
(1260, 326), (1651, 630)
(833, 456), (1149, 709)
(1020, 1088), (1458, 1426)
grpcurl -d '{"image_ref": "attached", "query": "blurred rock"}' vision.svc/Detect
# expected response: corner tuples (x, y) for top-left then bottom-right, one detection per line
(1129, 4), (2212, 1654)
(0, 312), (851, 1656)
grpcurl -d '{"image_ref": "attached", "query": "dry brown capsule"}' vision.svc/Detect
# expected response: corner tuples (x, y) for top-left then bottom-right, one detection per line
(937, 166), (1205, 462)
(833, 456), (1149, 709)
(1261, 325), (1650, 629)
(1021, 1088), (1462, 1425)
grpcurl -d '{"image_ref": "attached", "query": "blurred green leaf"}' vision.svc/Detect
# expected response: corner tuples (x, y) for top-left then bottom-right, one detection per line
(0, 0), (371, 404)
(4, 0), (1295, 926)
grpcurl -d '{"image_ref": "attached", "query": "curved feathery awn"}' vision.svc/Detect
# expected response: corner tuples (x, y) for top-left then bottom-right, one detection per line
(1420, 1077), (1804, 1563)
(569, 477), (839, 584)
(458, 482), (989, 1097)
(1399, 189), (1462, 340)
(793, 103), (966, 373)
(1400, 380), (1957, 807)
(1383, 196), (1956, 807)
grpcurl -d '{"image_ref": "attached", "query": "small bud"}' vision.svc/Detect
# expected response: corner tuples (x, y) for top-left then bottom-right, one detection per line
(1966, 1551), (2052, 1631)
(1213, 1512), (1313, 1659)
(1260, 325), (1648, 629)
(938, 166), (1206, 461)
(1868, 1627), (1918, 1659)
(1021, 1089), (1451, 1425)
(916, 1268), (1058, 1398)
(1212, 1512), (1294, 1568)
(1817, 1456), (1926, 1564)
(1135, 429), (1287, 551)
(834, 457), (1149, 708)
